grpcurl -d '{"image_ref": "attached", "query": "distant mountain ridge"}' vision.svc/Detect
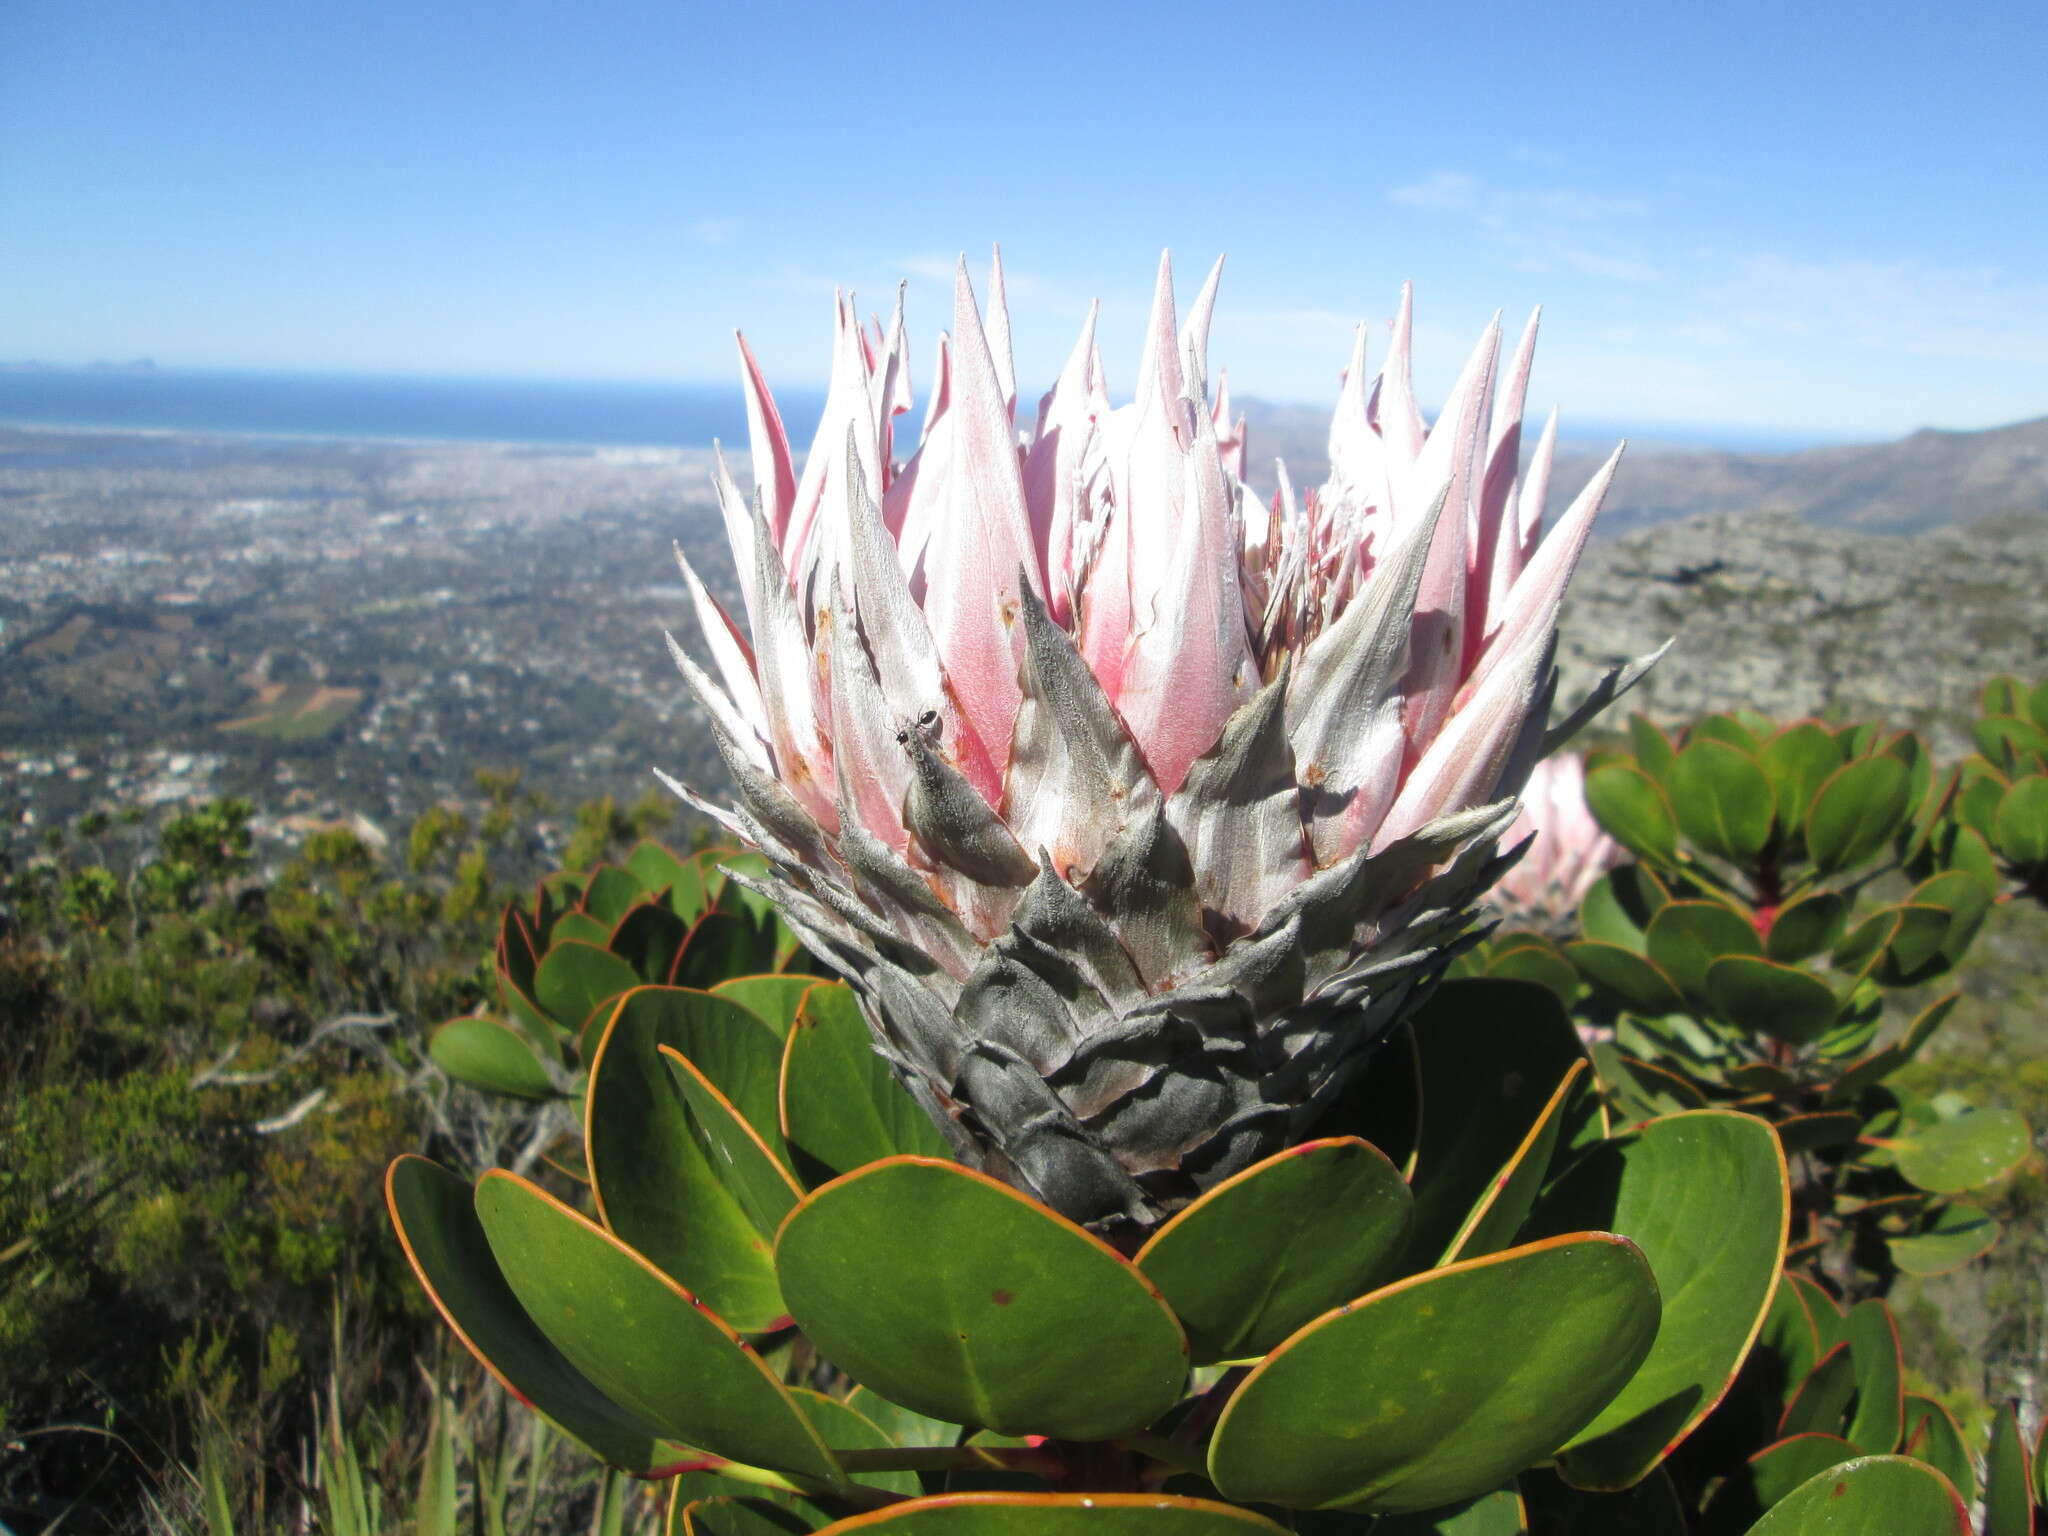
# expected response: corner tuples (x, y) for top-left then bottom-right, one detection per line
(1236, 400), (2048, 537)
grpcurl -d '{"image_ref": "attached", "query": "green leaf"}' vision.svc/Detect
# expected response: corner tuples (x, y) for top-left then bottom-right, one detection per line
(1523, 1111), (1790, 1488)
(1628, 715), (1677, 781)
(1985, 1402), (2034, 1536)
(1206, 1234), (1660, 1514)
(1739, 1455), (1969, 1534)
(1646, 900), (1764, 999)
(1765, 891), (1849, 963)
(533, 940), (641, 1042)
(1759, 724), (1845, 845)
(1580, 872), (1651, 952)
(1135, 1137), (1412, 1365)
(1668, 740), (1777, 866)
(1703, 956), (1841, 1045)
(663, 1046), (804, 1240)
(774, 1158), (1188, 1440)
(712, 974), (826, 1039)
(841, 1386), (961, 1453)
(1901, 1395), (1976, 1506)
(1399, 979), (1589, 1269)
(1841, 1301), (1903, 1455)
(674, 911), (778, 991)
(1482, 942), (1580, 1002)
(1757, 1276), (1822, 1400)
(1590, 1046), (1708, 1126)
(383, 1157), (675, 1472)
(1992, 774), (2048, 867)
(430, 1018), (558, 1100)
(778, 982), (950, 1184)
(610, 902), (691, 984)
(582, 866), (645, 926)
(1982, 676), (2026, 716)
(1778, 1344), (1856, 1440)
(1367, 1486), (1527, 1534)
(1976, 717), (2048, 775)
(803, 1495), (1289, 1536)
(551, 912), (614, 949)
(1585, 764), (1681, 866)
(627, 841), (705, 915)
(788, 1390), (920, 1498)
(1699, 1435), (1859, 1536)
(1888, 1202), (1998, 1277)
(1691, 713), (1765, 755)
(1805, 757), (1913, 876)
(1785, 1274), (1845, 1351)
(1566, 941), (1685, 1017)
(1866, 903), (1961, 987)
(1904, 871), (1994, 973)
(472, 1171), (840, 1484)
(584, 987), (788, 1331)
(1888, 1108), (2031, 1193)
(1441, 1059), (1594, 1265)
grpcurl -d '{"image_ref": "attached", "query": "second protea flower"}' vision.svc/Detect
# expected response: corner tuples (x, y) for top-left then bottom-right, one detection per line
(665, 250), (1640, 1235)
(1487, 753), (1624, 934)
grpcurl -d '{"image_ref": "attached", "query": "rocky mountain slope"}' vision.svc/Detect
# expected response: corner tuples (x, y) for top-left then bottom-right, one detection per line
(1239, 400), (2048, 538)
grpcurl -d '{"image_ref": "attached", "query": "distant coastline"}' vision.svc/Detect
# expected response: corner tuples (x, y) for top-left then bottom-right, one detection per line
(0, 364), (1867, 458)
(0, 366), (828, 454)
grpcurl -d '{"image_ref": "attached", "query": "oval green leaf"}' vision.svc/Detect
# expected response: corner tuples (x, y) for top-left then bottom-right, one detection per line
(1740, 1455), (1968, 1535)
(1888, 1109), (2031, 1193)
(1135, 1137), (1412, 1365)
(1399, 979), (1589, 1269)
(1992, 774), (2048, 867)
(384, 1157), (675, 1472)
(1759, 724), (1845, 844)
(1805, 757), (1913, 876)
(1703, 955), (1841, 1045)
(1523, 1110), (1790, 1489)
(1841, 1300), (1903, 1455)
(534, 939), (641, 1039)
(1646, 900), (1764, 999)
(1986, 1402), (2034, 1536)
(1567, 941), (1686, 1017)
(779, 982), (950, 1185)
(1889, 1202), (1999, 1277)
(774, 1158), (1187, 1440)
(473, 1170), (840, 1486)
(1699, 1434), (1859, 1536)
(1206, 1234), (1660, 1514)
(663, 1044), (805, 1240)
(1585, 763), (1681, 865)
(585, 987), (789, 1331)
(1668, 740), (1777, 866)
(1765, 891), (1848, 964)
(1902, 1395), (1977, 1506)
(431, 1017), (558, 1100)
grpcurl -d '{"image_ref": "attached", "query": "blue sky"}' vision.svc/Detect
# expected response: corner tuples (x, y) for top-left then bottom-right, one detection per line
(3, 0), (2045, 440)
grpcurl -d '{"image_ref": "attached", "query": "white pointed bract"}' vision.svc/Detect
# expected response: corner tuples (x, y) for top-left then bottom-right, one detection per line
(668, 250), (1646, 1235)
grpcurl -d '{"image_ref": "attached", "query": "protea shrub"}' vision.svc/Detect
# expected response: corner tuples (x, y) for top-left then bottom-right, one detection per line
(663, 250), (1646, 1236)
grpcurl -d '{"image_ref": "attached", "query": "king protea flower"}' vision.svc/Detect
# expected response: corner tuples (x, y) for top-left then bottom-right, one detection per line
(663, 249), (1644, 1236)
(1487, 753), (1623, 933)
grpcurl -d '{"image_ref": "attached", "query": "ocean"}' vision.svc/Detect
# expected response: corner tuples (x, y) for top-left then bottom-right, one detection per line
(0, 367), (828, 452)
(0, 366), (1845, 457)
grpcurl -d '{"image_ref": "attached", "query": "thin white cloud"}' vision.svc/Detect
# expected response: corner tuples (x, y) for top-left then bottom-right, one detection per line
(1710, 254), (2048, 364)
(1389, 170), (1658, 284)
